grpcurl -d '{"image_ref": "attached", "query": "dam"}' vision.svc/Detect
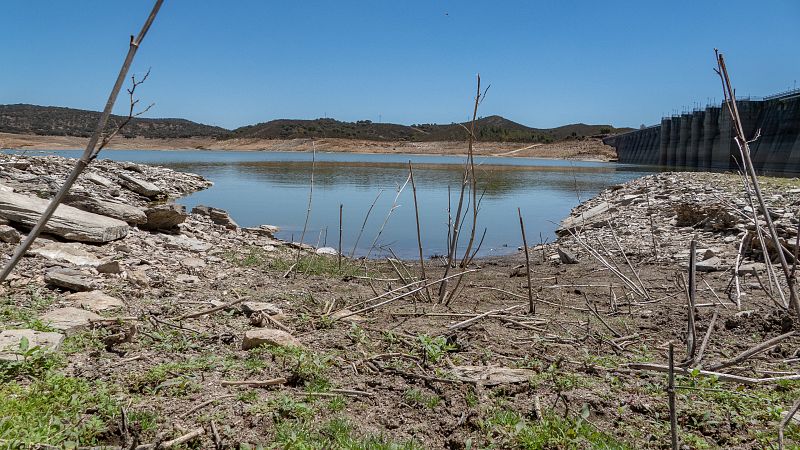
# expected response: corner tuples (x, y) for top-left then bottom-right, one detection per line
(603, 89), (800, 174)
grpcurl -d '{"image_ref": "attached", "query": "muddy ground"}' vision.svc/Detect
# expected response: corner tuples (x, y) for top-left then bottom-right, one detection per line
(1, 154), (800, 449)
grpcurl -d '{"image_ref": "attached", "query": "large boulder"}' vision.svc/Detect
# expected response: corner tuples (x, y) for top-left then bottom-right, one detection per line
(140, 204), (187, 232)
(0, 190), (128, 243)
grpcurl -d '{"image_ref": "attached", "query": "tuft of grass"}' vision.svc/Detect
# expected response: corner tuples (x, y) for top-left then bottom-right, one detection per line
(0, 341), (64, 383)
(271, 416), (421, 450)
(224, 246), (270, 267)
(271, 255), (363, 278)
(403, 388), (440, 409)
(129, 357), (217, 397)
(481, 407), (629, 449)
(264, 344), (332, 387)
(0, 373), (119, 446)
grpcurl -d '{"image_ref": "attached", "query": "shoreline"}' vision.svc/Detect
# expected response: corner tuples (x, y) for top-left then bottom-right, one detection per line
(0, 132), (618, 162)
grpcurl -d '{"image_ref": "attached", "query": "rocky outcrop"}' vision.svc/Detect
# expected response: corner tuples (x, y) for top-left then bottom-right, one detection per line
(192, 205), (239, 229)
(64, 194), (147, 225)
(0, 190), (128, 243)
(141, 204), (188, 232)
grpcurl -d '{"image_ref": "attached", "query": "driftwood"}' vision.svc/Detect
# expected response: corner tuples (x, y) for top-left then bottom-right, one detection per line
(707, 330), (795, 371)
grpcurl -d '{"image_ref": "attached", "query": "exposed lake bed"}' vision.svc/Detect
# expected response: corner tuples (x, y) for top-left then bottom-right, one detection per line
(1, 151), (800, 448)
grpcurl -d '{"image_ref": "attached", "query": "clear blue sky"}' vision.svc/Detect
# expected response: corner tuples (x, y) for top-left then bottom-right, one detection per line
(2, 0), (798, 130)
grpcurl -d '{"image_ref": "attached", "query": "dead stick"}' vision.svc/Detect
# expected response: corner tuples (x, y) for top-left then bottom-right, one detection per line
(179, 395), (235, 418)
(629, 362), (800, 385)
(409, 161), (431, 302)
(338, 204), (343, 271)
(668, 343), (679, 450)
(135, 427), (204, 450)
(779, 399), (800, 450)
(708, 330), (795, 371)
(694, 308), (719, 366)
(220, 377), (287, 387)
(686, 240), (697, 362)
(518, 208), (535, 314)
(174, 296), (246, 321)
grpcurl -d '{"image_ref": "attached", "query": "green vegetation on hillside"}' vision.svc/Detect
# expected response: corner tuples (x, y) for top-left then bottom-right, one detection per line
(0, 104), (632, 143)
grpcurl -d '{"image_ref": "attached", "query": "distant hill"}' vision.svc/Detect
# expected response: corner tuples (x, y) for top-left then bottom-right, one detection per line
(0, 104), (227, 139)
(229, 115), (631, 143)
(0, 104), (632, 143)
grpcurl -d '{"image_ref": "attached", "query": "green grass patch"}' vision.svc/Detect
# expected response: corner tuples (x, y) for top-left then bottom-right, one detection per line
(268, 417), (420, 450)
(129, 356), (218, 396)
(480, 408), (629, 449)
(403, 388), (440, 409)
(0, 373), (119, 446)
(271, 255), (364, 278)
(263, 344), (332, 387)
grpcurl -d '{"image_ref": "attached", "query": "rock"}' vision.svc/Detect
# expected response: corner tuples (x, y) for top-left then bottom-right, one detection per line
(240, 301), (282, 316)
(0, 182), (15, 192)
(557, 201), (612, 235)
(0, 190), (128, 243)
(0, 224), (21, 243)
(315, 247), (338, 256)
(0, 216), (8, 225)
(557, 247), (578, 264)
(0, 329), (64, 361)
(66, 291), (124, 311)
(118, 173), (163, 198)
(242, 329), (302, 350)
(97, 260), (123, 274)
(725, 310), (757, 330)
(449, 365), (535, 386)
(176, 274), (200, 284)
(82, 172), (114, 188)
(161, 234), (212, 252)
(737, 263), (766, 275)
(181, 257), (206, 271)
(192, 205), (239, 229)
(64, 195), (147, 225)
(39, 307), (103, 334)
(30, 241), (102, 267)
(701, 249), (717, 260)
(140, 204), (187, 232)
(127, 269), (150, 288)
(695, 256), (722, 273)
(44, 269), (96, 292)
(245, 225), (280, 238)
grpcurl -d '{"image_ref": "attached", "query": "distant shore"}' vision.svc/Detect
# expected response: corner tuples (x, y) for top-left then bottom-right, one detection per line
(0, 132), (617, 161)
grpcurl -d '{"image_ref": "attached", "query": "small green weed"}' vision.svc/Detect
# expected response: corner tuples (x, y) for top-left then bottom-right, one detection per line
(271, 255), (363, 278)
(265, 344), (332, 386)
(416, 334), (456, 364)
(403, 388), (440, 409)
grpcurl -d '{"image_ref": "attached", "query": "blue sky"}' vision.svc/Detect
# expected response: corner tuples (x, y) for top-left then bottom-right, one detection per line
(2, 1), (798, 130)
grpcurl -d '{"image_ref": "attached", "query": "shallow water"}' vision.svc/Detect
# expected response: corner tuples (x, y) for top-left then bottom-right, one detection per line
(6, 149), (654, 258)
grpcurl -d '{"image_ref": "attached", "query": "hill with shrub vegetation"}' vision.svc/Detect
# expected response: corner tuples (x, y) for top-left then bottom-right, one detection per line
(0, 104), (631, 143)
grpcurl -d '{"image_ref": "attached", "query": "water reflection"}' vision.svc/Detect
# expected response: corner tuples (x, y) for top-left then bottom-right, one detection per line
(3, 150), (653, 258)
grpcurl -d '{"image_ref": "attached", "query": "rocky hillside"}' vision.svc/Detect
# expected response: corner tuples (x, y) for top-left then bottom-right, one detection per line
(0, 104), (228, 139)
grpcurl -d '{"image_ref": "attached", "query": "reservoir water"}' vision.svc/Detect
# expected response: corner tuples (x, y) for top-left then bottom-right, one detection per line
(6, 150), (653, 258)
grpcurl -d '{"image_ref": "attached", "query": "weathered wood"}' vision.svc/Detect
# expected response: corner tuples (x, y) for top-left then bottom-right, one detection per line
(0, 190), (128, 243)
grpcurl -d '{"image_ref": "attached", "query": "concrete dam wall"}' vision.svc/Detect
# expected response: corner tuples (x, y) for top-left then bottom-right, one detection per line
(603, 91), (800, 174)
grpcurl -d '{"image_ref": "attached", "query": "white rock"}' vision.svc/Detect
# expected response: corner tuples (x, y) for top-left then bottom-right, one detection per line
(0, 329), (64, 361)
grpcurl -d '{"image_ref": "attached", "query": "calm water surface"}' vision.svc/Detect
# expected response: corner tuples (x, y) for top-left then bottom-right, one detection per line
(8, 150), (653, 258)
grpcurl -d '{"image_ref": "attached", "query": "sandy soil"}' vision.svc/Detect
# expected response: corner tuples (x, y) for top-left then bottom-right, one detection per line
(0, 133), (617, 161)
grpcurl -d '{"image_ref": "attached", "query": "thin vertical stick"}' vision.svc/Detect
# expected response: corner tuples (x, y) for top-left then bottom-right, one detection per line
(338, 204), (343, 271)
(438, 74), (482, 303)
(518, 208), (535, 315)
(293, 143), (316, 275)
(0, 0), (164, 284)
(779, 399), (800, 450)
(408, 162), (431, 301)
(349, 189), (383, 259)
(687, 240), (697, 362)
(668, 343), (679, 450)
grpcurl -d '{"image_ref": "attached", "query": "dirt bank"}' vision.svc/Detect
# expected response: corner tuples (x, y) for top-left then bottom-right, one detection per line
(0, 132), (617, 161)
(1, 153), (799, 448)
